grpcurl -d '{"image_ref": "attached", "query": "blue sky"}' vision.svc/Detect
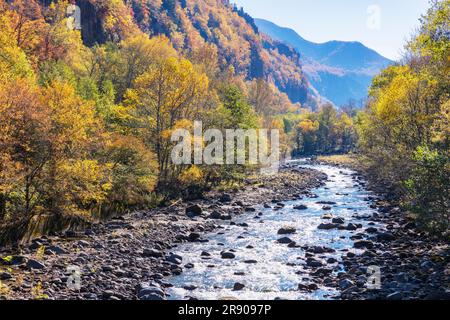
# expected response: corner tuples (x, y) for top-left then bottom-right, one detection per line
(232, 0), (431, 60)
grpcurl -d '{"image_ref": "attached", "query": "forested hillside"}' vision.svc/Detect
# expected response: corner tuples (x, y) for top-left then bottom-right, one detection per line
(37, 0), (313, 106)
(356, 0), (449, 237)
(0, 0), (308, 243)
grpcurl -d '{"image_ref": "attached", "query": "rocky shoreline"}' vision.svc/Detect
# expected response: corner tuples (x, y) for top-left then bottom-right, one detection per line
(0, 166), (326, 300)
(1, 160), (448, 301)
(315, 157), (450, 300)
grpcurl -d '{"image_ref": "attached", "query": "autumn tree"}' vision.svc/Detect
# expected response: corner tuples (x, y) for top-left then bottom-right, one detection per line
(356, 0), (449, 236)
(125, 57), (210, 189)
(0, 79), (50, 221)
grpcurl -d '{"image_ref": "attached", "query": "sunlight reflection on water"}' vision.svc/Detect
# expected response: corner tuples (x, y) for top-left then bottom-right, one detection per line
(167, 162), (380, 300)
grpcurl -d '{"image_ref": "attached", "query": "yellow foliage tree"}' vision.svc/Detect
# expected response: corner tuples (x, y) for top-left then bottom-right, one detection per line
(126, 57), (210, 188)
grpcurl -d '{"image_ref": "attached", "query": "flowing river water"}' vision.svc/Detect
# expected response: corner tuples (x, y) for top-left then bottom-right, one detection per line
(167, 161), (383, 300)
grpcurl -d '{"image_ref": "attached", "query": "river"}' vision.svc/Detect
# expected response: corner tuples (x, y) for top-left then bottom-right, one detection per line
(166, 161), (383, 300)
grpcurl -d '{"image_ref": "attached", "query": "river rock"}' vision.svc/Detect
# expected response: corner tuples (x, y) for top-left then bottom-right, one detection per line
(278, 227), (296, 235)
(141, 293), (165, 300)
(298, 283), (318, 292)
(346, 223), (359, 231)
(354, 240), (374, 249)
(166, 254), (182, 265)
(317, 201), (337, 205)
(277, 237), (294, 244)
(26, 259), (45, 270)
(318, 223), (339, 230)
(420, 260), (435, 270)
(322, 206), (332, 211)
(183, 284), (198, 291)
(219, 194), (232, 203)
(4, 255), (27, 266)
(137, 283), (165, 300)
(233, 283), (245, 291)
(102, 265), (114, 272)
(306, 258), (323, 268)
(77, 240), (90, 248)
(188, 233), (201, 242)
(294, 205), (308, 210)
(365, 227), (378, 234)
(46, 245), (68, 255)
(208, 211), (223, 220)
(376, 232), (395, 242)
(339, 279), (355, 290)
(327, 258), (337, 264)
(0, 272), (12, 280)
(221, 252), (236, 259)
(186, 205), (203, 217)
(243, 260), (258, 264)
(332, 217), (345, 224)
(308, 246), (336, 254)
(143, 248), (163, 258)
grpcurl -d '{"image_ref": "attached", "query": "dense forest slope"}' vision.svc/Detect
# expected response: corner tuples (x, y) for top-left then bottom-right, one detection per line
(256, 18), (392, 106)
(38, 0), (314, 107)
(1, 0), (315, 242)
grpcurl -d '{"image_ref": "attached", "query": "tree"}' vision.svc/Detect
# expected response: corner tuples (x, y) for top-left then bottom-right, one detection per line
(0, 10), (33, 83)
(0, 79), (50, 220)
(115, 34), (178, 100)
(126, 57), (210, 189)
(219, 84), (258, 129)
(40, 81), (107, 218)
(405, 147), (449, 237)
(356, 1), (450, 236)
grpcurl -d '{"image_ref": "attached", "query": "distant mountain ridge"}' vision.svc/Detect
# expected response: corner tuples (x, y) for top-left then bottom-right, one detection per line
(255, 18), (393, 106)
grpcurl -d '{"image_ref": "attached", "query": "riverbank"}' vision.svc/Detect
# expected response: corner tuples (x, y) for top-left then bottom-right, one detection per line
(0, 166), (326, 300)
(317, 155), (450, 300)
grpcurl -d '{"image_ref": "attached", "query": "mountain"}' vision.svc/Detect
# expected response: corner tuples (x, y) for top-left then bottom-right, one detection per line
(255, 18), (393, 106)
(37, 0), (314, 107)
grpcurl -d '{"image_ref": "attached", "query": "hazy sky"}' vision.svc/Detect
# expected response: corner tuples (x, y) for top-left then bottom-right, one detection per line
(232, 0), (431, 60)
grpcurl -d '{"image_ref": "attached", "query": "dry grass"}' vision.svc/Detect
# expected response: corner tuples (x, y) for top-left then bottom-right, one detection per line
(318, 154), (362, 169)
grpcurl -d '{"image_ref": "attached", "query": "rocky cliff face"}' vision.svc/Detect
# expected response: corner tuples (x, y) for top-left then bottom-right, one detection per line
(76, 0), (106, 46)
(40, 0), (313, 106)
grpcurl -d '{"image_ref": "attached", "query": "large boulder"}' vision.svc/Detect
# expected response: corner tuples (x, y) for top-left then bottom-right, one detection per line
(143, 248), (164, 258)
(354, 240), (374, 249)
(221, 252), (236, 259)
(26, 259), (45, 270)
(376, 232), (395, 242)
(186, 205), (203, 217)
(318, 223), (339, 230)
(306, 258), (323, 268)
(233, 283), (245, 291)
(339, 279), (355, 290)
(332, 217), (345, 224)
(278, 227), (296, 235)
(219, 194), (232, 203)
(137, 282), (165, 300)
(277, 237), (294, 244)
(166, 254), (182, 265)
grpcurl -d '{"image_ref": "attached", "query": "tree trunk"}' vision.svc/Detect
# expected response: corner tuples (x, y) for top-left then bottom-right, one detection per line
(0, 194), (6, 221)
